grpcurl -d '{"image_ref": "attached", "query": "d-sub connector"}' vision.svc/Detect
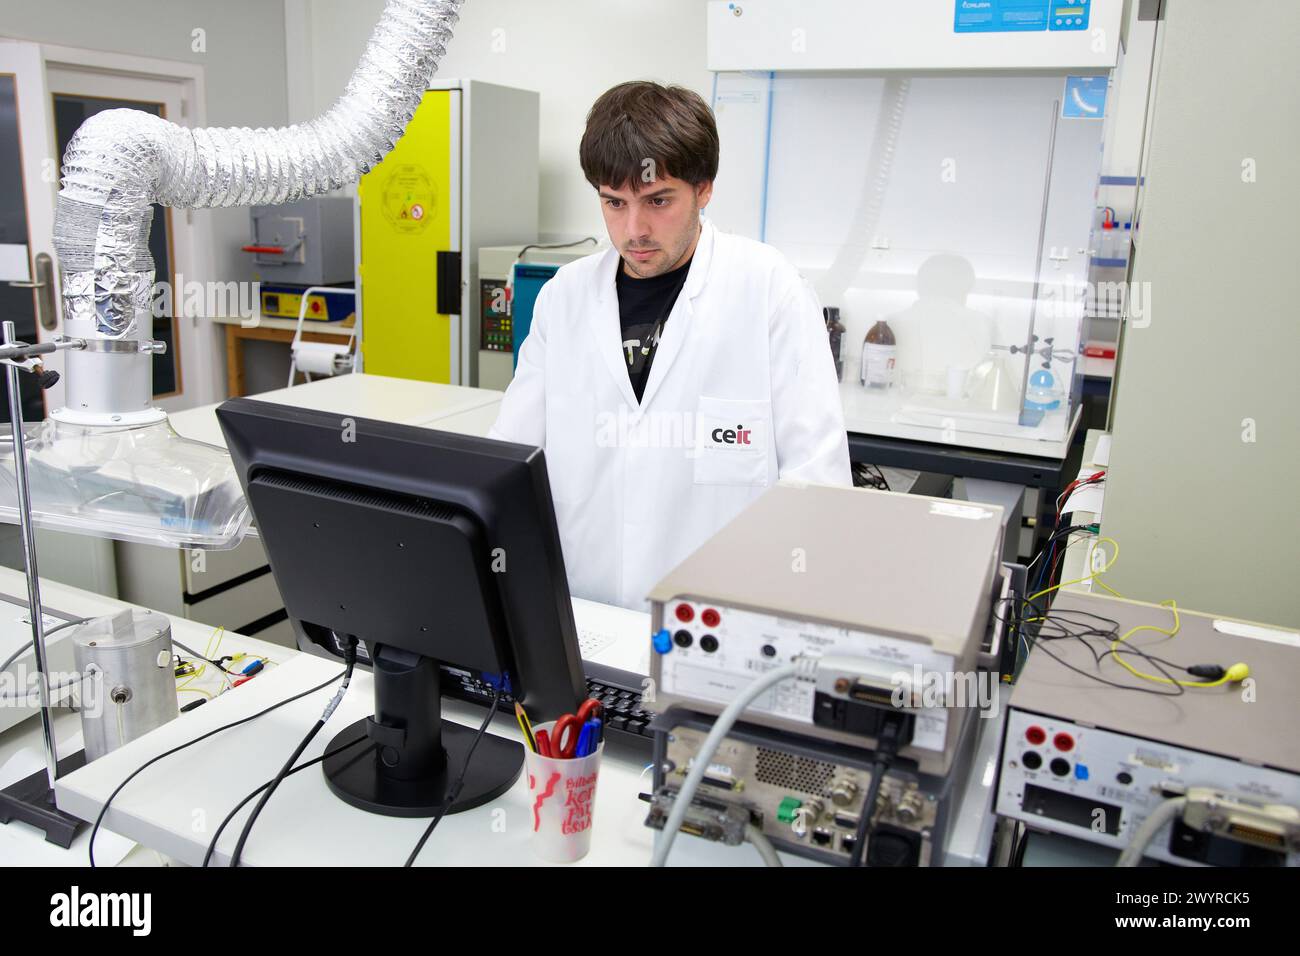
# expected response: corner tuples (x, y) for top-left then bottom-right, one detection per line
(1182, 787), (1300, 853)
(645, 787), (750, 846)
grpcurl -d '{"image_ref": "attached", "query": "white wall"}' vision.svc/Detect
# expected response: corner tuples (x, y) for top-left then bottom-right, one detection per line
(295, 0), (713, 240)
(0, 0), (290, 282)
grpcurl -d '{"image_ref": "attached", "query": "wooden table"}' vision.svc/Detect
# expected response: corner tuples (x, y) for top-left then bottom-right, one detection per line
(214, 314), (355, 398)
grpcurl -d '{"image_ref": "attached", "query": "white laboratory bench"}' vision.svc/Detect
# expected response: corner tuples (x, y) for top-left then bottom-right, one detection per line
(169, 372), (504, 448)
(2, 373), (1006, 867)
(0, 565), (1003, 867)
(0, 566), (293, 866)
(0, 567), (830, 867)
(840, 377), (1083, 461)
(114, 374), (504, 649)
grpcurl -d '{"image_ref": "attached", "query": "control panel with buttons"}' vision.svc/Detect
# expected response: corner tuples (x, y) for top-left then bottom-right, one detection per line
(996, 706), (1300, 865)
(651, 599), (956, 757)
(1048, 0), (1090, 32)
(479, 279), (513, 352)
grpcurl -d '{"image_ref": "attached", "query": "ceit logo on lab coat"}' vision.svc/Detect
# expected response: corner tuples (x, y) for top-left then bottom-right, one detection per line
(709, 424), (753, 446)
(692, 397), (768, 459)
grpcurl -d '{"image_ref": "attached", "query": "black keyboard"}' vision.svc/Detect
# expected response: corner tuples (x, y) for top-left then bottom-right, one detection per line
(441, 661), (655, 750)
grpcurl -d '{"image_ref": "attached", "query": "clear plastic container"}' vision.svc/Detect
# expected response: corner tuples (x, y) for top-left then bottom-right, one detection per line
(0, 418), (251, 549)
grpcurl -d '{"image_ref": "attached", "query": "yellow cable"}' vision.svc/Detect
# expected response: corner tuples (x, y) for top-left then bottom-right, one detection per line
(177, 626), (229, 693)
(1026, 536), (1246, 690)
(176, 663), (205, 694)
(204, 626), (226, 661)
(1108, 600), (1192, 685)
(1027, 536), (1121, 604)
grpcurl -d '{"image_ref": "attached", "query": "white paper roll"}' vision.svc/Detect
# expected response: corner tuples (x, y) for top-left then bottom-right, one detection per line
(294, 342), (345, 376)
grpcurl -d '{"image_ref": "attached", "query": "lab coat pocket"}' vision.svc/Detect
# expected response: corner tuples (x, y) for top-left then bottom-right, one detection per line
(546, 391), (599, 503)
(693, 396), (771, 487)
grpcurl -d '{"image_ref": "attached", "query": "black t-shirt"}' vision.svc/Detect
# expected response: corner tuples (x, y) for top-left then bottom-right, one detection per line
(615, 256), (692, 403)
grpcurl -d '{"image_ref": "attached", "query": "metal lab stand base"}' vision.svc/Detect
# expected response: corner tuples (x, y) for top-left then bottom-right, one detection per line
(0, 321), (87, 846)
(0, 751), (87, 847)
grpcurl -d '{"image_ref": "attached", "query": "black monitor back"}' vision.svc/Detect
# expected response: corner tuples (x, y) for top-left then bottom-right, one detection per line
(216, 398), (585, 722)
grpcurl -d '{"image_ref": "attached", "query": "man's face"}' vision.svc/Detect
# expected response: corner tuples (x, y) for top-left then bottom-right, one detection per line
(598, 175), (713, 278)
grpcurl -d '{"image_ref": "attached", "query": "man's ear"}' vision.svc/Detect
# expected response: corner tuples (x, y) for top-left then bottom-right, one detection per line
(695, 180), (714, 210)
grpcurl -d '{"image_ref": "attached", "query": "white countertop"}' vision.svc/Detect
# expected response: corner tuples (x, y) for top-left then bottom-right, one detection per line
(2, 565), (1006, 868)
(840, 378), (1081, 460)
(23, 574), (812, 867)
(169, 373), (503, 448)
(2, 373), (1017, 867)
(0, 567), (294, 867)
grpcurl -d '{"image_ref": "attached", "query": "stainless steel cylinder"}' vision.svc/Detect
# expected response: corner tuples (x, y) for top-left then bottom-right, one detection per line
(72, 609), (178, 762)
(61, 330), (154, 419)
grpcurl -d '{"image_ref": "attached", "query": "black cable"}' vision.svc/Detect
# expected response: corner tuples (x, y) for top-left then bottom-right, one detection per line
(849, 758), (888, 867)
(1036, 609), (1195, 674)
(170, 637), (233, 673)
(851, 462), (891, 491)
(516, 237), (596, 260)
(405, 686), (504, 867)
(170, 638), (217, 666)
(998, 594), (1188, 696)
(88, 668), (346, 867)
(1010, 596), (1187, 698)
(202, 734), (370, 867)
(1025, 637), (1183, 697)
(228, 639), (359, 867)
(848, 714), (907, 867)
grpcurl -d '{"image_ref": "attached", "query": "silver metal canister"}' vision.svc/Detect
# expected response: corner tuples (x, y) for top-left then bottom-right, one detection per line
(72, 609), (178, 762)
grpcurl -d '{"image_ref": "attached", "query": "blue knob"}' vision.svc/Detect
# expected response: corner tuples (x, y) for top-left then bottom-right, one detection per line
(1074, 763), (1089, 781)
(652, 628), (673, 654)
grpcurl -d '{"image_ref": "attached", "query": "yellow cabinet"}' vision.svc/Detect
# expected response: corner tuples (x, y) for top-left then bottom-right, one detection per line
(357, 80), (539, 387)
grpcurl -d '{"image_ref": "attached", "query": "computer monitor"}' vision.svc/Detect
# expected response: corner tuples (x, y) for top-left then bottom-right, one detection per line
(216, 398), (587, 817)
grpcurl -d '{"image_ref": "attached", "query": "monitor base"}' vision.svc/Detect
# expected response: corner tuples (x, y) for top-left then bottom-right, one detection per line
(322, 718), (523, 818)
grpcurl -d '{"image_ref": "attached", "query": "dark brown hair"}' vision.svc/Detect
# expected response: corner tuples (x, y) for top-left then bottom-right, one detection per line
(579, 81), (719, 192)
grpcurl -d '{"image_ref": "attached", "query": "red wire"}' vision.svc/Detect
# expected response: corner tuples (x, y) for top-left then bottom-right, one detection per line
(1055, 471), (1106, 525)
(1041, 469), (1108, 600)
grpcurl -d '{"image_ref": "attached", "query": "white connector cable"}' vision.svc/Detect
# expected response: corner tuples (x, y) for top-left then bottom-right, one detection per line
(745, 824), (783, 868)
(1116, 795), (1187, 867)
(650, 656), (817, 867)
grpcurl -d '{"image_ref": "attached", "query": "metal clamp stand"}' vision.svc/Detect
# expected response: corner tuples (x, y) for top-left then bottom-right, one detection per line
(0, 321), (89, 846)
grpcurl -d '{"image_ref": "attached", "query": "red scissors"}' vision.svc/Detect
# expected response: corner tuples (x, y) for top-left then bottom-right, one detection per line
(550, 698), (602, 758)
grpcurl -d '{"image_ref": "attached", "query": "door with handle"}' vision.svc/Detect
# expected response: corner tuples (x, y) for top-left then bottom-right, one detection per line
(0, 40), (60, 422)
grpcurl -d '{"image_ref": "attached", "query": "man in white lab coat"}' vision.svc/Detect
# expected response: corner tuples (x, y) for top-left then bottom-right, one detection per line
(490, 82), (851, 611)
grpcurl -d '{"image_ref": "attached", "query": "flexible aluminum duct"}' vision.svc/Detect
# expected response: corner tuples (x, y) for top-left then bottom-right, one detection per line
(51, 0), (464, 421)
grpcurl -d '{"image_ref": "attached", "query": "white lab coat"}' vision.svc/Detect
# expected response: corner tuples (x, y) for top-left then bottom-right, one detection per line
(489, 218), (851, 611)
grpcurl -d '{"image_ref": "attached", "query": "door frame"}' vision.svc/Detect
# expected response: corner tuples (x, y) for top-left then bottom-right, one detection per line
(0, 39), (59, 419)
(36, 44), (222, 410)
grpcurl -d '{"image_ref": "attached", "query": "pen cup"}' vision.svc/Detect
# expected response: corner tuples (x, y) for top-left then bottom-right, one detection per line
(524, 720), (604, 863)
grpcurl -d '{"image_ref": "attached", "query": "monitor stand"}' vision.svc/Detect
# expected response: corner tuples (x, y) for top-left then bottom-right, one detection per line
(322, 644), (522, 817)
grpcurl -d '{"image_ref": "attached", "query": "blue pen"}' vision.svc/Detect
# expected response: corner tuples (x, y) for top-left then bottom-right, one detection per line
(576, 718), (601, 757)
